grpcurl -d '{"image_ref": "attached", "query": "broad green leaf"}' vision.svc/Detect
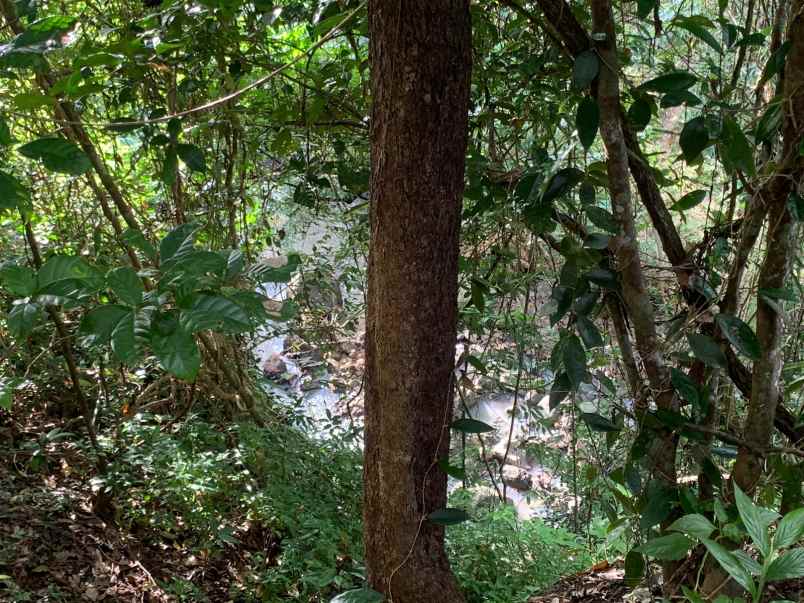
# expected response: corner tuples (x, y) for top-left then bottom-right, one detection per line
(755, 101), (782, 143)
(576, 97), (599, 150)
(18, 138), (91, 175)
(636, 0), (656, 19)
(583, 233), (611, 250)
(0, 170), (30, 213)
(563, 334), (588, 389)
(176, 143), (206, 173)
(586, 206), (619, 234)
(701, 538), (754, 592)
(151, 321), (200, 381)
(766, 548), (804, 581)
(451, 418), (495, 434)
(757, 41), (791, 89)
(585, 267), (618, 289)
(329, 589), (384, 603)
(716, 314), (760, 360)
(660, 90), (703, 108)
(0, 117), (11, 146)
(37, 255), (102, 290)
(121, 228), (157, 262)
(681, 586), (706, 603)
(720, 116), (755, 177)
(7, 302), (40, 339)
(640, 480), (675, 529)
(438, 458), (467, 480)
(624, 550), (645, 587)
(579, 181), (596, 205)
(580, 412), (620, 432)
(182, 294), (251, 334)
(680, 116), (709, 162)
(111, 309), (140, 365)
(687, 333), (727, 368)
(161, 147), (178, 185)
(13, 15), (76, 47)
(637, 534), (693, 560)
(673, 16), (722, 53)
(427, 508), (470, 525)
(251, 253), (302, 283)
(732, 549), (762, 575)
(572, 50), (599, 90)
(541, 168), (584, 205)
(628, 98), (652, 131)
(549, 372), (571, 409)
(106, 267), (144, 306)
(80, 305), (129, 346)
(668, 513), (716, 539)
(159, 222), (199, 264)
(670, 368), (700, 408)
(576, 315), (603, 348)
(0, 264), (36, 296)
(671, 189), (708, 211)
(639, 71), (697, 93)
(775, 508), (804, 549)
(735, 483), (776, 557)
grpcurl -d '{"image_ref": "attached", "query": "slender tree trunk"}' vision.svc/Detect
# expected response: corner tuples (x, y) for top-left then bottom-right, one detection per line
(364, 2), (471, 601)
(733, 0), (804, 490)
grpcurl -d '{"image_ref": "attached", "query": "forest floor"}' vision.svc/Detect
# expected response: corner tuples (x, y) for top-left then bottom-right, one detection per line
(3, 411), (804, 602)
(0, 413), (268, 602)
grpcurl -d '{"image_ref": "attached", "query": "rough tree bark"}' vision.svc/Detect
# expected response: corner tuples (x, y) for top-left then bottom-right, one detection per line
(732, 0), (804, 492)
(363, 1), (471, 601)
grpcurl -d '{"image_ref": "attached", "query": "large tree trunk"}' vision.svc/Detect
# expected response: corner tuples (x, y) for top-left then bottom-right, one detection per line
(363, 1), (471, 601)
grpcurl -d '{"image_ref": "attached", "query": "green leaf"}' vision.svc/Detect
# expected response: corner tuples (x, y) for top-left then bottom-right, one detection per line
(668, 513), (716, 539)
(151, 320), (200, 381)
(80, 305), (129, 346)
(637, 534), (693, 560)
(37, 256), (102, 291)
(161, 147), (178, 185)
(640, 481), (676, 529)
(329, 589), (384, 603)
(624, 550), (645, 587)
(687, 333), (727, 368)
(670, 189), (708, 211)
(580, 412), (620, 432)
(775, 508), (804, 549)
(757, 41), (791, 89)
(14, 15), (76, 47)
(111, 310), (140, 365)
(438, 458), (467, 481)
(159, 223), (199, 265)
(549, 372), (571, 409)
(106, 267), (144, 306)
(734, 483), (776, 557)
(660, 90), (703, 108)
(701, 538), (754, 592)
(681, 586), (706, 603)
(121, 228), (157, 262)
(586, 206), (619, 234)
(576, 315), (603, 348)
(720, 116), (755, 178)
(0, 377), (22, 410)
(0, 264), (36, 296)
(176, 143), (206, 173)
(427, 508), (470, 525)
(639, 71), (698, 93)
(182, 294), (251, 334)
(585, 267), (618, 288)
(680, 116), (709, 162)
(563, 334), (588, 389)
(451, 418), (495, 434)
(0, 117), (11, 146)
(670, 368), (700, 408)
(628, 98), (652, 131)
(636, 0), (656, 19)
(583, 233), (611, 250)
(674, 16), (722, 53)
(716, 314), (760, 360)
(766, 548), (804, 582)
(541, 168), (584, 205)
(572, 50), (599, 90)
(0, 171), (30, 214)
(251, 253), (302, 283)
(7, 302), (40, 339)
(576, 97), (599, 149)
(18, 138), (91, 175)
